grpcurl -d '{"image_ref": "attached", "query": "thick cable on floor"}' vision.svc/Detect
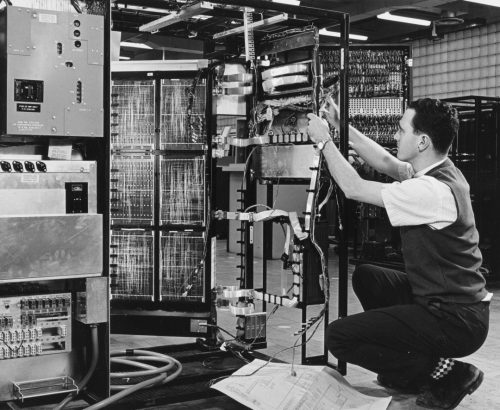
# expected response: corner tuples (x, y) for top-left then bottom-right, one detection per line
(85, 349), (182, 410)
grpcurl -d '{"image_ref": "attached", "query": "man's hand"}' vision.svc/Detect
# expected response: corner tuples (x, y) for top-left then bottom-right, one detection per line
(307, 113), (330, 143)
(319, 96), (340, 128)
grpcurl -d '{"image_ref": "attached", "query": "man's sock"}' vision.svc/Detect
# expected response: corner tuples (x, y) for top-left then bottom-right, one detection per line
(430, 357), (456, 380)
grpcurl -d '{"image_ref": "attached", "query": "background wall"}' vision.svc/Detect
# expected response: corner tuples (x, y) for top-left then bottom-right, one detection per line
(412, 22), (500, 100)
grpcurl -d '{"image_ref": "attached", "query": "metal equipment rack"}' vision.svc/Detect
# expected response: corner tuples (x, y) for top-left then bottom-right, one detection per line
(0, 1), (111, 405)
(322, 44), (412, 265)
(211, 0), (351, 372)
(442, 96), (500, 282)
(109, 60), (216, 338)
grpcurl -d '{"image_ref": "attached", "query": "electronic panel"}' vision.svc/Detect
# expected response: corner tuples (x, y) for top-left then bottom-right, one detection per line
(160, 78), (207, 149)
(320, 46), (410, 147)
(160, 231), (205, 303)
(0, 5), (104, 137)
(110, 62), (212, 337)
(0, 160), (102, 282)
(0, 160), (97, 215)
(0, 292), (77, 402)
(0, 1), (108, 405)
(110, 230), (154, 301)
(110, 154), (154, 225)
(319, 45), (411, 263)
(160, 156), (205, 225)
(0, 293), (72, 360)
(253, 144), (317, 180)
(111, 80), (155, 149)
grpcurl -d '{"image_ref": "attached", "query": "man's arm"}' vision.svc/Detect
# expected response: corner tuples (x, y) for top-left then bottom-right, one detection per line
(321, 97), (409, 181)
(307, 113), (389, 207)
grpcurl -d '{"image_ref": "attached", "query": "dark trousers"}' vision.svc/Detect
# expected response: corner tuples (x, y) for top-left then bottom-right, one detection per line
(326, 264), (490, 384)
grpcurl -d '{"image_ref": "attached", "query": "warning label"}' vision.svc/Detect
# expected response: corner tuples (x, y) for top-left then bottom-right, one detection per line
(17, 103), (41, 113)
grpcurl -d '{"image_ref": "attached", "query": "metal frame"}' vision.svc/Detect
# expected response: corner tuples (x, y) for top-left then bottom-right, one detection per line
(109, 62), (215, 337)
(214, 0), (350, 371)
(442, 96), (500, 281)
(0, 1), (111, 404)
(321, 43), (412, 264)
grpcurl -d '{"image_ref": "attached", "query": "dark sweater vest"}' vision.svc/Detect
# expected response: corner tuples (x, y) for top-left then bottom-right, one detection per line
(400, 158), (487, 304)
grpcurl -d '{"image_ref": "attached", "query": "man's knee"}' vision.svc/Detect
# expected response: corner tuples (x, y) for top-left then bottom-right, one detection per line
(352, 264), (376, 294)
(325, 319), (353, 359)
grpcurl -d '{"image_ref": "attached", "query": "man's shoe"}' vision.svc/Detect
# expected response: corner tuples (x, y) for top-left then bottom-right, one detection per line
(377, 374), (428, 395)
(416, 361), (484, 409)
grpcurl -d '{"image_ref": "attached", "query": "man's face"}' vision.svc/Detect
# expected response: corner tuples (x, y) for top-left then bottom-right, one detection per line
(394, 108), (421, 162)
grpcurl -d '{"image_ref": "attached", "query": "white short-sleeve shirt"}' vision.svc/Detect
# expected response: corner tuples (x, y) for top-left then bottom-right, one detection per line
(381, 159), (457, 230)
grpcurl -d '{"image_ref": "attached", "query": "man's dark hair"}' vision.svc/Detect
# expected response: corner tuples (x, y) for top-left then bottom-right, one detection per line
(408, 98), (459, 154)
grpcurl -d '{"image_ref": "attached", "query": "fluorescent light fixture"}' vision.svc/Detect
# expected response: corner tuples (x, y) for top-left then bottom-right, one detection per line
(272, 0), (300, 5)
(377, 12), (431, 26)
(319, 29), (368, 41)
(192, 15), (212, 20)
(464, 0), (500, 7)
(119, 56), (131, 60)
(120, 41), (152, 50)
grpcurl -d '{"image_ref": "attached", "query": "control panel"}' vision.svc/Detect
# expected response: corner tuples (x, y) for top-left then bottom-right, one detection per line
(0, 5), (104, 137)
(0, 160), (97, 215)
(0, 293), (72, 361)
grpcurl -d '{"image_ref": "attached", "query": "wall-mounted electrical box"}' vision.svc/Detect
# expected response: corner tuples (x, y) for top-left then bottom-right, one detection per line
(0, 5), (104, 137)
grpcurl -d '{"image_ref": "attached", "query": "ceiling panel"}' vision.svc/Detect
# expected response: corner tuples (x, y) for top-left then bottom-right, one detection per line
(111, 0), (500, 59)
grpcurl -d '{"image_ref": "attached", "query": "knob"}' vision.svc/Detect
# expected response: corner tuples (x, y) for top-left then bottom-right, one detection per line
(12, 161), (23, 172)
(24, 161), (35, 173)
(0, 161), (12, 172)
(36, 161), (47, 172)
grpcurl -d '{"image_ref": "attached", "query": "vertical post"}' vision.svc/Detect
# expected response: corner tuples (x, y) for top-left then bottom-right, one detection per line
(154, 76), (161, 302)
(99, 0), (111, 399)
(473, 98), (481, 232)
(206, 68), (215, 311)
(262, 184), (273, 312)
(336, 12), (350, 376)
(495, 101), (500, 277)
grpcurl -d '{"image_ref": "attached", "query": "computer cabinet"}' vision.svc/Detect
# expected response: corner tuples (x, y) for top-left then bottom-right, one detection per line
(109, 61), (216, 337)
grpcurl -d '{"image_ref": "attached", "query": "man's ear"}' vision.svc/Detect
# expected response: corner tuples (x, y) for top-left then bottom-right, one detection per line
(418, 134), (431, 152)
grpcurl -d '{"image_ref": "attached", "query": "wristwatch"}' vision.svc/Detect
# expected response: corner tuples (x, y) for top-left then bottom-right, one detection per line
(317, 139), (332, 151)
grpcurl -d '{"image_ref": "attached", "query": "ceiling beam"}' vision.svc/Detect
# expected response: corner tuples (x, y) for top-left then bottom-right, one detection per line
(139, 1), (215, 32)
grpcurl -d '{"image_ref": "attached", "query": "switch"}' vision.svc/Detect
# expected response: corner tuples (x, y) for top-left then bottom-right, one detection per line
(24, 161), (35, 172)
(0, 161), (11, 172)
(12, 161), (23, 172)
(65, 182), (88, 213)
(36, 161), (47, 172)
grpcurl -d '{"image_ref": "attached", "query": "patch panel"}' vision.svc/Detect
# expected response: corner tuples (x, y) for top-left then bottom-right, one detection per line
(0, 293), (71, 361)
